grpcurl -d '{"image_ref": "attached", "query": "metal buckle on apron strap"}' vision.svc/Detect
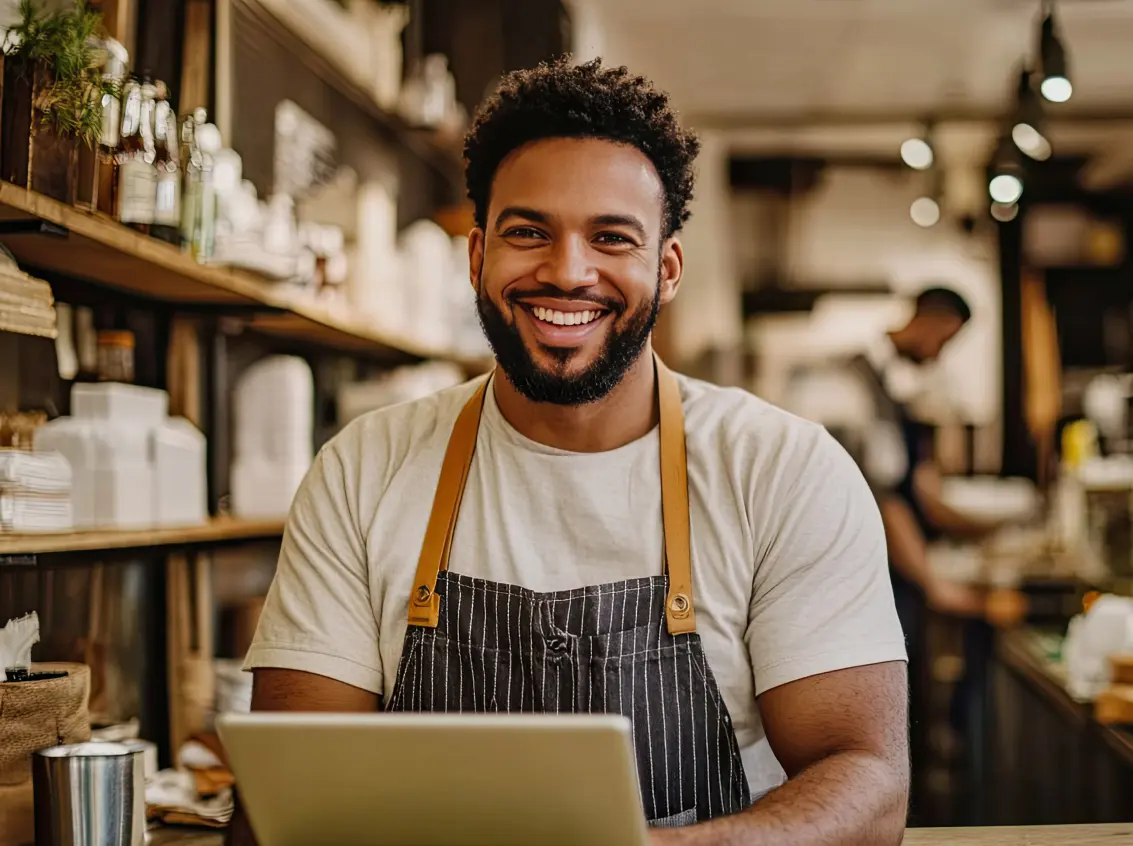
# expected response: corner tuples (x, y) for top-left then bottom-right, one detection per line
(668, 593), (691, 618)
(409, 584), (440, 625)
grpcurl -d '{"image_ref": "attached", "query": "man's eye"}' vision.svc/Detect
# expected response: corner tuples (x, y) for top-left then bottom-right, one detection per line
(595, 232), (633, 246)
(504, 227), (545, 240)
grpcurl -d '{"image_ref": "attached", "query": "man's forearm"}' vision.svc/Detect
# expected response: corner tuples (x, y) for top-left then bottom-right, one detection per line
(651, 749), (908, 846)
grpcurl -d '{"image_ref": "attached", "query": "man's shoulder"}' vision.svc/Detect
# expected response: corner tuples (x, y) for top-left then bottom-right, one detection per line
(325, 375), (488, 466)
(676, 372), (837, 473)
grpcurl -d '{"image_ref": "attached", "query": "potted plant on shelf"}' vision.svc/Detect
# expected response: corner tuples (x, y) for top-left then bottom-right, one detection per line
(0, 0), (115, 204)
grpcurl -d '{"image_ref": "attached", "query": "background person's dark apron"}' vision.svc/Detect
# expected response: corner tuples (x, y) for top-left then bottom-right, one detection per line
(849, 352), (986, 823)
(385, 358), (752, 827)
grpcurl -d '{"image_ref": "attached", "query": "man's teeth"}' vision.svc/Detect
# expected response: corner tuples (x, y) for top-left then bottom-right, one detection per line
(531, 306), (604, 326)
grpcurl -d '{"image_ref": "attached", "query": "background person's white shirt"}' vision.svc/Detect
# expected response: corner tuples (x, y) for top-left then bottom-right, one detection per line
(245, 372), (907, 798)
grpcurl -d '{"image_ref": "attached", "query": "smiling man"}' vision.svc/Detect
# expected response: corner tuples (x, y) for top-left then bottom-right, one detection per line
(243, 59), (910, 845)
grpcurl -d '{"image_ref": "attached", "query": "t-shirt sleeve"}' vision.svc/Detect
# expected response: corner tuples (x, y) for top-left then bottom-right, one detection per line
(243, 442), (383, 695)
(746, 427), (907, 696)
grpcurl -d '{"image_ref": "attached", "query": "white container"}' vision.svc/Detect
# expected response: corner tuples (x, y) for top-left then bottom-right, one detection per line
(231, 356), (314, 520)
(231, 460), (310, 520)
(36, 418), (154, 529)
(400, 219), (453, 352)
(72, 382), (168, 428)
(91, 424), (153, 529)
(152, 418), (207, 527)
(35, 419), (98, 528)
(350, 180), (401, 327)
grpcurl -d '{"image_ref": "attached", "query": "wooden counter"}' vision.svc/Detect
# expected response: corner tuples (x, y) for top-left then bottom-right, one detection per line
(149, 823), (1133, 845)
(905, 825), (1133, 844)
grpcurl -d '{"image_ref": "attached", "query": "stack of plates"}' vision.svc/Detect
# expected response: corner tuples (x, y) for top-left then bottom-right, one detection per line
(0, 253), (57, 339)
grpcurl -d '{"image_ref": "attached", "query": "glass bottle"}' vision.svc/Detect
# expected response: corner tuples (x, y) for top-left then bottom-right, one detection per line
(95, 41), (128, 216)
(151, 81), (182, 244)
(116, 75), (157, 233)
(190, 111), (220, 262)
(179, 108), (204, 252)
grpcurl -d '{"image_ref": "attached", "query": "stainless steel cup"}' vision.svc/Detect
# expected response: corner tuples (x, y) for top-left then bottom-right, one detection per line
(33, 741), (135, 846)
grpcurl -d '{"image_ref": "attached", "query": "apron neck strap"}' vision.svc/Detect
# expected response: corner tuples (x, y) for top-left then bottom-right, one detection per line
(408, 353), (696, 635)
(656, 356), (696, 634)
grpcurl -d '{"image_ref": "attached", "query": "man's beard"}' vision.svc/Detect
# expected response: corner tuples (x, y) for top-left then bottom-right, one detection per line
(476, 273), (661, 406)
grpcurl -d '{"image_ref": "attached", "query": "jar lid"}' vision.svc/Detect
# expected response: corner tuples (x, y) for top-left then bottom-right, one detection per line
(97, 330), (135, 348)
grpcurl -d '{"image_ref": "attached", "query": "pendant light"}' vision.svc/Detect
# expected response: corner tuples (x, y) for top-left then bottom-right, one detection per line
(989, 136), (1025, 205)
(900, 122), (935, 171)
(1039, 0), (1072, 103)
(910, 167), (944, 228)
(1011, 68), (1052, 161)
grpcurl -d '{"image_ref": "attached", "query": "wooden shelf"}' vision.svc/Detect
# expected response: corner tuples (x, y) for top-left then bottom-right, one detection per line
(0, 182), (486, 369)
(0, 517), (284, 558)
(234, 0), (464, 180)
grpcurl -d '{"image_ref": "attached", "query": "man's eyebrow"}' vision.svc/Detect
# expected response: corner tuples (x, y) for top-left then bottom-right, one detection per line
(591, 214), (647, 240)
(494, 207), (550, 232)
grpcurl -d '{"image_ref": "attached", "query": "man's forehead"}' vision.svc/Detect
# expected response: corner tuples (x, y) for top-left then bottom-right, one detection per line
(489, 137), (665, 225)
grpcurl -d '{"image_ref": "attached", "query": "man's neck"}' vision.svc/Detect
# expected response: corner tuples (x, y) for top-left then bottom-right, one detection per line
(491, 347), (660, 453)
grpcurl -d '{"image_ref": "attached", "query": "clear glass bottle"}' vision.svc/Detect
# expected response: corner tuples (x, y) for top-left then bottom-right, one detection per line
(151, 81), (182, 244)
(179, 108), (204, 252)
(116, 75), (157, 233)
(95, 41), (128, 216)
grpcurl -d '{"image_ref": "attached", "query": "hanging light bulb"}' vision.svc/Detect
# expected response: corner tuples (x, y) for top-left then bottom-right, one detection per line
(989, 136), (1025, 205)
(910, 167), (944, 228)
(1039, 2), (1072, 103)
(910, 197), (940, 228)
(901, 138), (933, 170)
(1011, 68), (1052, 161)
(900, 122), (935, 170)
(991, 201), (1020, 223)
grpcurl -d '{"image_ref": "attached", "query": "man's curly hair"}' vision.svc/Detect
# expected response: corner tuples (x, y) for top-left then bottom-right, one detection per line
(464, 58), (701, 239)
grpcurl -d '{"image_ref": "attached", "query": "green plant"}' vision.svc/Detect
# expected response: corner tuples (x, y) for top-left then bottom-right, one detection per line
(3, 0), (118, 148)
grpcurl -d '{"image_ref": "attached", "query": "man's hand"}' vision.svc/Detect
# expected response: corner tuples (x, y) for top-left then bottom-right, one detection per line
(926, 578), (985, 618)
(926, 579), (1028, 628)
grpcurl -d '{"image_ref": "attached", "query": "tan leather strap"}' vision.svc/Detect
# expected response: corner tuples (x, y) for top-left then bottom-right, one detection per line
(655, 358), (695, 635)
(407, 378), (490, 626)
(407, 355), (696, 635)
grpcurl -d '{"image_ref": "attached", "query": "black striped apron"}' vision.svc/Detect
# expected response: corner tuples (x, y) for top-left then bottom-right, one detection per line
(386, 357), (751, 827)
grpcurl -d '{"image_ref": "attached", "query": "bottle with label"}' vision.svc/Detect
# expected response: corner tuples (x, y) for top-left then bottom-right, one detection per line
(151, 81), (182, 244)
(192, 111), (221, 262)
(96, 41), (129, 216)
(76, 38), (128, 214)
(179, 108), (203, 252)
(116, 75), (158, 233)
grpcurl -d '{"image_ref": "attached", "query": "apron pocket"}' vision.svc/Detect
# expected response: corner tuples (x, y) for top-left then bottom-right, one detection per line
(649, 808), (698, 829)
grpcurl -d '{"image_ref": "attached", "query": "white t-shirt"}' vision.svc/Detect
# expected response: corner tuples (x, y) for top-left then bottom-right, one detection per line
(245, 371), (907, 798)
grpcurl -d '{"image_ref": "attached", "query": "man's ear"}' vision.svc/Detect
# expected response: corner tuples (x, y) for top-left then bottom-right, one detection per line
(659, 237), (684, 306)
(469, 228), (485, 292)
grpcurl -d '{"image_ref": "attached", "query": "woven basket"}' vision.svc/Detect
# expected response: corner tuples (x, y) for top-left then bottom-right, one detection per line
(0, 662), (91, 846)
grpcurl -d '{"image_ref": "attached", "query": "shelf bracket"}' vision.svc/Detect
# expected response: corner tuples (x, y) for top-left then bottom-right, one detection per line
(0, 218), (69, 238)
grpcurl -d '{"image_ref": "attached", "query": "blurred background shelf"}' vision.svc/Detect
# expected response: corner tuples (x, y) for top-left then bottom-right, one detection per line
(0, 517), (284, 559)
(0, 182), (486, 368)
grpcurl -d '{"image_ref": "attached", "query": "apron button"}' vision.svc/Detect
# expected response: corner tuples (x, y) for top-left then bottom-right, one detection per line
(414, 585), (432, 604)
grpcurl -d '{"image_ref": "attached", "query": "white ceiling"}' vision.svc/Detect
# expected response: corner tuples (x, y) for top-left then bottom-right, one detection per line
(574, 0), (1133, 122)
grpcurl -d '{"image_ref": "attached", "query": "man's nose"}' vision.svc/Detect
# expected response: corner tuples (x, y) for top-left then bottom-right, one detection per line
(534, 235), (599, 291)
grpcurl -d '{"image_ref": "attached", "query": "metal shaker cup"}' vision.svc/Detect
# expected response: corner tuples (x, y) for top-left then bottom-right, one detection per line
(33, 742), (135, 846)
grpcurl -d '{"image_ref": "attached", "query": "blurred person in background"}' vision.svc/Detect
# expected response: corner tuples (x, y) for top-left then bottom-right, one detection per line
(838, 287), (1021, 818)
(842, 287), (1001, 623)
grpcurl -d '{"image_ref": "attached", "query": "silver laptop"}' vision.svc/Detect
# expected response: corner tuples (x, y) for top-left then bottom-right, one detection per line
(217, 712), (650, 846)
